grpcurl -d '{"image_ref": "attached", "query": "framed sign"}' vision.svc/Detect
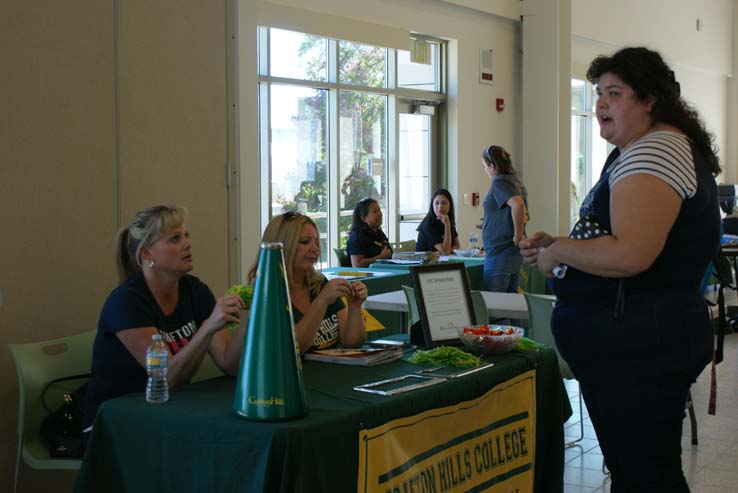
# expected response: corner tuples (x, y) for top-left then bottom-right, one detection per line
(410, 263), (476, 348)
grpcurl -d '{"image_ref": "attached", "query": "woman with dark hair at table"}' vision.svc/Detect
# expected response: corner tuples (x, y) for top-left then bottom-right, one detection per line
(415, 188), (461, 254)
(83, 205), (247, 434)
(520, 47), (720, 491)
(346, 198), (393, 268)
(250, 212), (367, 352)
(481, 145), (528, 293)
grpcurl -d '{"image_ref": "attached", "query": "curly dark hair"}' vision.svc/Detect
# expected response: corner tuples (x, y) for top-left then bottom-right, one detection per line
(587, 46), (720, 176)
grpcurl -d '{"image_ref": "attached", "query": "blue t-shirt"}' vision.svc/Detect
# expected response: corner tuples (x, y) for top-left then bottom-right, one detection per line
(83, 272), (215, 428)
(482, 174), (527, 255)
(415, 216), (458, 252)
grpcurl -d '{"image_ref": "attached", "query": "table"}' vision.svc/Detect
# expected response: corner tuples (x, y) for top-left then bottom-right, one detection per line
(364, 290), (529, 321)
(75, 348), (571, 493)
(321, 266), (412, 337)
(370, 259), (485, 290)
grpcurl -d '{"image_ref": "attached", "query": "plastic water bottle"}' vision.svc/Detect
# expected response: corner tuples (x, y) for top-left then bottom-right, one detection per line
(469, 231), (479, 251)
(145, 334), (169, 403)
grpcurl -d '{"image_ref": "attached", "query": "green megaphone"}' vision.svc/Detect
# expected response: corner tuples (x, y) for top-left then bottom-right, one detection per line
(233, 242), (308, 420)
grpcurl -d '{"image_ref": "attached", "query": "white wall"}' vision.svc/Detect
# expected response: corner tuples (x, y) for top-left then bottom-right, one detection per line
(238, 0), (522, 269)
(571, 0), (736, 182)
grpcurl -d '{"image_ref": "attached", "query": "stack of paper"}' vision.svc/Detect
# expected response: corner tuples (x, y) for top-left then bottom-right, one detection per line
(304, 347), (403, 366)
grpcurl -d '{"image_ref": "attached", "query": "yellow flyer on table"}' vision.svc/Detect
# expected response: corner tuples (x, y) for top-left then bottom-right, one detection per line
(357, 370), (536, 493)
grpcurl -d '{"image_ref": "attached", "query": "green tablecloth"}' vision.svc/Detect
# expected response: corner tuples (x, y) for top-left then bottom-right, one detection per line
(75, 348), (571, 493)
(369, 260), (484, 290)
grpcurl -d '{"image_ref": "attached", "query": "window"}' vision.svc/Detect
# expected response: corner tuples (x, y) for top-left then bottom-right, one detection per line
(570, 78), (613, 230)
(258, 27), (445, 265)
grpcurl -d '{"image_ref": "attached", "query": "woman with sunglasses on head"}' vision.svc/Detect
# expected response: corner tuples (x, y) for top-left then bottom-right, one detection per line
(415, 188), (461, 254)
(521, 47), (720, 491)
(346, 198), (393, 268)
(480, 145), (529, 293)
(251, 212), (367, 352)
(83, 205), (247, 435)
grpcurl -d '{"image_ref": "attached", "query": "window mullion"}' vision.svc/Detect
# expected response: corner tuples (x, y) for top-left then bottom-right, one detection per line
(328, 39), (340, 264)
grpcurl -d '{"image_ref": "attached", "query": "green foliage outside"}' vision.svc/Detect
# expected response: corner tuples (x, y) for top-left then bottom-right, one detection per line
(275, 37), (387, 242)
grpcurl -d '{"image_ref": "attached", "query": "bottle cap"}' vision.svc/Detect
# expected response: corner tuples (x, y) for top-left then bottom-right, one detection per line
(152, 334), (162, 341)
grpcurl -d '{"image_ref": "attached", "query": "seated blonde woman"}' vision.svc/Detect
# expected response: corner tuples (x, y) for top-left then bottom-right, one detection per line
(249, 211), (367, 353)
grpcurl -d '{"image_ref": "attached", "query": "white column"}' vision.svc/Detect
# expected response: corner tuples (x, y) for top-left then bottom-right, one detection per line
(521, 0), (571, 235)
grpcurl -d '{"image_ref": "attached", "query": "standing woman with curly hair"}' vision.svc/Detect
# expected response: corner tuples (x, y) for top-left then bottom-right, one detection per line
(480, 145), (528, 293)
(521, 47), (720, 491)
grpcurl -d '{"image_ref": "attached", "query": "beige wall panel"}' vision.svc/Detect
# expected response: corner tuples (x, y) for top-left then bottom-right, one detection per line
(117, 0), (231, 294)
(0, 0), (116, 490)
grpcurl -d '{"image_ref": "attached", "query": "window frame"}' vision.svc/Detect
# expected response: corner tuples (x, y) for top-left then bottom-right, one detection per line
(257, 26), (446, 265)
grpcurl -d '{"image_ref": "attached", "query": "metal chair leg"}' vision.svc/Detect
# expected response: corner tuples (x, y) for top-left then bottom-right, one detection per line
(565, 383), (585, 448)
(687, 389), (698, 445)
(13, 434), (22, 493)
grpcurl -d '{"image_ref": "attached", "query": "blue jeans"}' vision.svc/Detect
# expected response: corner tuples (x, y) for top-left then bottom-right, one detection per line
(483, 247), (522, 293)
(553, 292), (712, 491)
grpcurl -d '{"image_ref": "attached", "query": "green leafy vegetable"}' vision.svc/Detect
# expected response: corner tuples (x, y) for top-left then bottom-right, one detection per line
(408, 346), (481, 368)
(515, 336), (542, 352)
(224, 284), (254, 330)
(225, 284), (254, 309)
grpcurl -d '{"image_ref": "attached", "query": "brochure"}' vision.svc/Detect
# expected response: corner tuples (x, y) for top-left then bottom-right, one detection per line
(304, 347), (403, 366)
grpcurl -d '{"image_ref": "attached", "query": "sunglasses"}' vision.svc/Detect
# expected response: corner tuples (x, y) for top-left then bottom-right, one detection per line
(282, 211), (303, 221)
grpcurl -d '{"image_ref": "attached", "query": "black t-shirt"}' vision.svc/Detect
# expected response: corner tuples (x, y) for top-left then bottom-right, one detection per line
(83, 271), (215, 428)
(346, 223), (392, 259)
(415, 217), (458, 252)
(292, 276), (346, 351)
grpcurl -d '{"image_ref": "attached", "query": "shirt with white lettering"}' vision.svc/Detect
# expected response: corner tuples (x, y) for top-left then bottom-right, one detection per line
(292, 276), (346, 351)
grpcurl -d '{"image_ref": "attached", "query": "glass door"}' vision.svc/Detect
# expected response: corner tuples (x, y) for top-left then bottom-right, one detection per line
(397, 102), (436, 243)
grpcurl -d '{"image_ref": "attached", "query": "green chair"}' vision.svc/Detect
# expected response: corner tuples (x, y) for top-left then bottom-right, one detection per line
(333, 247), (351, 267)
(401, 285), (421, 331)
(191, 353), (225, 383)
(470, 290), (490, 325)
(9, 330), (96, 493)
(392, 240), (417, 253)
(523, 292), (583, 448)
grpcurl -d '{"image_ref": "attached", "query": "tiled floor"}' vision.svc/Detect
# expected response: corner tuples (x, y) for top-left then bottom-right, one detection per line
(561, 300), (738, 492)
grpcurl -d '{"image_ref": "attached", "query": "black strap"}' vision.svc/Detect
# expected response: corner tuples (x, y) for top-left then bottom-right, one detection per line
(41, 373), (91, 414)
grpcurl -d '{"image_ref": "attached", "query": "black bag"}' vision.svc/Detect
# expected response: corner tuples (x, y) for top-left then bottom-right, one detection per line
(40, 374), (90, 458)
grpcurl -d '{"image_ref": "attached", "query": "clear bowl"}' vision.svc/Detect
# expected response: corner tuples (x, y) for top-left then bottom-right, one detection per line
(457, 325), (524, 355)
(453, 248), (480, 257)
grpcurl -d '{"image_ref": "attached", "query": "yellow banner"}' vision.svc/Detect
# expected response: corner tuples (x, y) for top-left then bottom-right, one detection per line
(357, 370), (536, 493)
(342, 296), (385, 332)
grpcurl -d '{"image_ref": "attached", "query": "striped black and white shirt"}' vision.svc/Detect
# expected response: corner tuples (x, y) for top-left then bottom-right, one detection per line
(609, 131), (696, 200)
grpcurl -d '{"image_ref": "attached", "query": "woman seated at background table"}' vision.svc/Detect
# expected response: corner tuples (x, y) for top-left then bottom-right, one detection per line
(83, 205), (247, 433)
(251, 211), (367, 352)
(415, 188), (461, 254)
(346, 198), (393, 267)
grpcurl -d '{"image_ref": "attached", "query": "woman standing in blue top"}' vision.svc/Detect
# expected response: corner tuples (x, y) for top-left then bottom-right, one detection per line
(346, 198), (393, 267)
(83, 206), (247, 432)
(521, 47), (720, 491)
(480, 145), (528, 293)
(415, 188), (461, 253)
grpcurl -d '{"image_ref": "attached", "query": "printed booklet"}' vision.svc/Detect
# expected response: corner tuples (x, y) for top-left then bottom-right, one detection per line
(303, 347), (403, 366)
